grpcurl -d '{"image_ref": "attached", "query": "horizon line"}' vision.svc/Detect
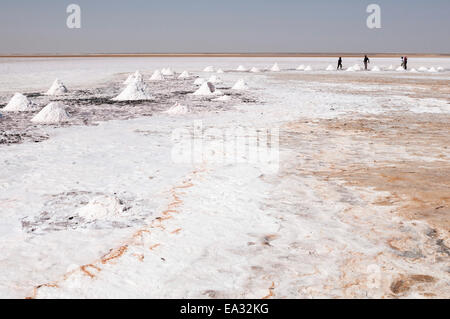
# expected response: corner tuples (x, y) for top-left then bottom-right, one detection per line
(1, 52), (449, 58)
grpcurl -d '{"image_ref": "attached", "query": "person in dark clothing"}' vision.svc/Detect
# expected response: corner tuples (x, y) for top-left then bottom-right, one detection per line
(364, 55), (370, 70)
(337, 57), (343, 70)
(403, 56), (408, 70)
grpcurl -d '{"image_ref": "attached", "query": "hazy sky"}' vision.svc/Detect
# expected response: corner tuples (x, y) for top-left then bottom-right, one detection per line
(0, 0), (449, 54)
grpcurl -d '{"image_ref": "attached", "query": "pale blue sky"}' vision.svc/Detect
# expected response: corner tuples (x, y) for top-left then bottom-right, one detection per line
(0, 0), (449, 54)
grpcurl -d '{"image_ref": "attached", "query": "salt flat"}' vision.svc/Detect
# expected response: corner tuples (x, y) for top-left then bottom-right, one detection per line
(0, 57), (449, 298)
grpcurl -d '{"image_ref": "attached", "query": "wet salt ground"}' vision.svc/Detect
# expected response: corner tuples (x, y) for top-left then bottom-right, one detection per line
(0, 75), (259, 145)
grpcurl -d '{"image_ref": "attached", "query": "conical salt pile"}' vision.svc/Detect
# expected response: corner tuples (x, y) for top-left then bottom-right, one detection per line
(428, 67), (438, 73)
(3, 93), (37, 112)
(208, 75), (222, 84)
(150, 70), (164, 81)
(131, 71), (144, 84)
(203, 66), (215, 72)
(46, 79), (68, 95)
(396, 66), (404, 71)
(178, 71), (191, 79)
(236, 65), (248, 72)
(250, 67), (261, 73)
(388, 65), (394, 70)
(31, 102), (70, 124)
(124, 71), (142, 85)
(352, 64), (361, 71)
(194, 78), (206, 86)
(326, 65), (334, 71)
(437, 67), (444, 72)
(193, 82), (222, 96)
(371, 66), (381, 72)
(297, 65), (305, 71)
(232, 79), (249, 90)
(410, 68), (418, 73)
(113, 81), (152, 101)
(270, 63), (280, 72)
(304, 66), (313, 71)
(418, 66), (428, 72)
(346, 67), (356, 72)
(164, 102), (191, 115)
(77, 195), (125, 221)
(161, 68), (175, 76)
(217, 69), (225, 74)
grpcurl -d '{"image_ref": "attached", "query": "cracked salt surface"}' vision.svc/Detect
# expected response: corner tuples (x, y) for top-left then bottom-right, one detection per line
(0, 57), (449, 298)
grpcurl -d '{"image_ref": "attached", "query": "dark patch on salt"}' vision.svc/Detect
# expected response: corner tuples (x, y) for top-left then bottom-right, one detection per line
(25, 93), (43, 98)
(21, 191), (144, 235)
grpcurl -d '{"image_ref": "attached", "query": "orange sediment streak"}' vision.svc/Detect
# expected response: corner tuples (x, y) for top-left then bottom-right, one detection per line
(149, 244), (161, 251)
(262, 282), (275, 299)
(101, 245), (129, 264)
(81, 264), (101, 278)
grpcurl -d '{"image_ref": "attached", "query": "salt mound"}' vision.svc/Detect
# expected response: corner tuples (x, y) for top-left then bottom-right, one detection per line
(113, 81), (152, 101)
(194, 78), (206, 86)
(217, 69), (224, 74)
(208, 75), (223, 84)
(297, 65), (305, 71)
(161, 68), (175, 76)
(250, 67), (261, 73)
(134, 71), (144, 83)
(428, 67), (438, 73)
(178, 71), (191, 79)
(213, 95), (231, 102)
(371, 66), (381, 72)
(4, 93), (37, 112)
(396, 66), (404, 71)
(193, 82), (218, 96)
(236, 65), (248, 72)
(410, 68), (418, 73)
(346, 67), (355, 72)
(77, 195), (125, 221)
(326, 65), (334, 71)
(437, 67), (444, 72)
(124, 71), (142, 85)
(418, 66), (428, 72)
(203, 66), (215, 72)
(130, 71), (144, 84)
(232, 79), (249, 90)
(388, 65), (394, 70)
(270, 63), (280, 72)
(304, 66), (313, 71)
(31, 102), (70, 124)
(46, 79), (68, 95)
(353, 64), (361, 71)
(164, 102), (191, 115)
(150, 70), (164, 81)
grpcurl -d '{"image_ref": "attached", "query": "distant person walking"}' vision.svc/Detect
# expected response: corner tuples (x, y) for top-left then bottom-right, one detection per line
(403, 56), (408, 70)
(364, 55), (370, 70)
(337, 57), (343, 70)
